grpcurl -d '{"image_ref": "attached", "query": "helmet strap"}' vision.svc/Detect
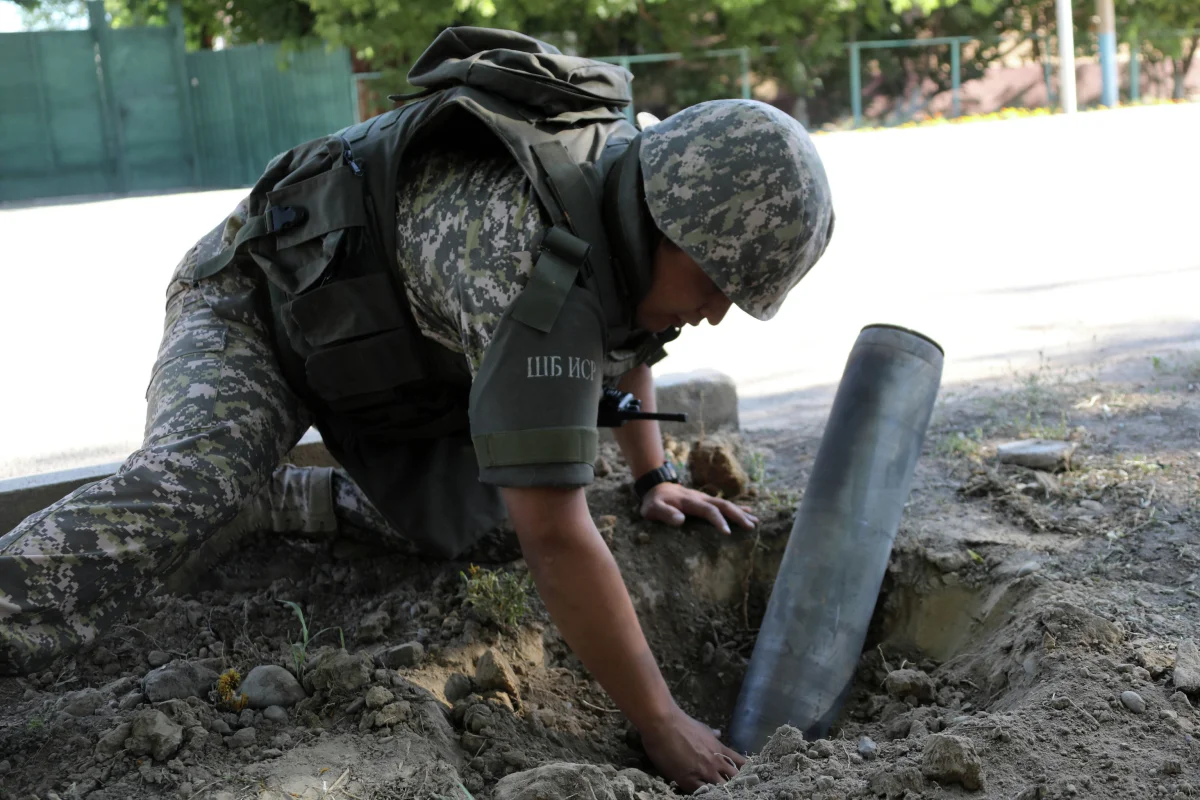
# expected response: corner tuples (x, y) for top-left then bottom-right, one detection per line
(601, 135), (658, 318)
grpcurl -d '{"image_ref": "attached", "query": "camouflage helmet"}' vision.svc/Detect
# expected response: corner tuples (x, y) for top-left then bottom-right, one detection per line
(639, 99), (835, 321)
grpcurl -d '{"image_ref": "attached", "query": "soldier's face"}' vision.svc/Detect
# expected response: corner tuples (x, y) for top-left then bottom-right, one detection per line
(636, 238), (733, 333)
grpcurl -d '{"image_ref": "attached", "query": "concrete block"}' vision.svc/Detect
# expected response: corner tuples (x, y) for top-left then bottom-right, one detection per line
(653, 369), (739, 439)
(597, 369), (739, 444)
(0, 460), (122, 533)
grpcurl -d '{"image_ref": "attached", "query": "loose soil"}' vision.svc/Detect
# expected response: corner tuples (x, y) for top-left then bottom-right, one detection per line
(3, 350), (1199, 800)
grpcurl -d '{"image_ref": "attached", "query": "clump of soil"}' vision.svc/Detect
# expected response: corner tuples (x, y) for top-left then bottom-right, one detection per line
(687, 434), (750, 498)
(3, 357), (1200, 799)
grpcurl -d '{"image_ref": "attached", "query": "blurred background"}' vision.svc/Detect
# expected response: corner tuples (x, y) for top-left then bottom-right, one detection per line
(1, 0), (1197, 477)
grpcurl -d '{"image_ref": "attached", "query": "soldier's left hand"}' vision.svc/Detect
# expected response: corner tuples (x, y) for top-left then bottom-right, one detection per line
(638, 483), (757, 534)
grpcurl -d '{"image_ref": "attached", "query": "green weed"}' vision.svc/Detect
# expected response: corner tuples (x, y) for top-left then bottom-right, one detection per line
(1019, 409), (1070, 440)
(279, 600), (345, 675)
(461, 564), (533, 631)
(745, 450), (768, 486)
(939, 427), (985, 460)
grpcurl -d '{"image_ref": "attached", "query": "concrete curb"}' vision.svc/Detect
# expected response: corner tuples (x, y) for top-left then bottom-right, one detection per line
(0, 429), (337, 534)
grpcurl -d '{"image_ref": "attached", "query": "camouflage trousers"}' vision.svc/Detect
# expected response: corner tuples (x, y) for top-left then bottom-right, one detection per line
(0, 222), (407, 677)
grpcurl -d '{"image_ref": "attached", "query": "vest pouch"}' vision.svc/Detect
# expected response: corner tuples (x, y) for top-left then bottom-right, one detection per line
(280, 274), (429, 410)
(251, 164), (370, 296)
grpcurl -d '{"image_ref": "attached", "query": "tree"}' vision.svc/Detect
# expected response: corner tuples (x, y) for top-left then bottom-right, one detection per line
(106, 0), (314, 48)
(1119, 0), (1200, 99)
(3, 0), (314, 45)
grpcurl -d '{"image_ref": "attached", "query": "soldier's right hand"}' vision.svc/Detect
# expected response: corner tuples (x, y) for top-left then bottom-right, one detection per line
(638, 705), (746, 792)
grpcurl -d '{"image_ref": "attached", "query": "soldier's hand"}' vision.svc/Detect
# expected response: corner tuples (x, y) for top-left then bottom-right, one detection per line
(639, 483), (757, 534)
(638, 705), (746, 792)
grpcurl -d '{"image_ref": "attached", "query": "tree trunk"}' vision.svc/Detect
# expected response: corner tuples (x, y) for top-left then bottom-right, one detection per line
(1176, 35), (1200, 100)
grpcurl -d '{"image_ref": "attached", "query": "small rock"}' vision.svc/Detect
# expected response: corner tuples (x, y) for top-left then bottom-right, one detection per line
(869, 766), (926, 797)
(22, 688), (35, 701)
(356, 610), (391, 643)
(1078, 499), (1105, 514)
(365, 686), (394, 710)
(811, 739), (836, 759)
(0, 760), (10, 775)
(814, 775), (835, 790)
(260, 748), (283, 759)
(237, 708), (257, 728)
(594, 457), (612, 478)
(493, 763), (618, 800)
(209, 718), (232, 735)
(147, 651), (171, 667)
(240, 665), (307, 708)
(126, 709), (184, 762)
(921, 733), (984, 790)
(142, 662), (218, 703)
(445, 673), (473, 703)
(102, 675), (136, 696)
(1132, 666), (1152, 682)
(687, 435), (749, 498)
(1015, 561), (1041, 578)
(378, 642), (425, 669)
(1164, 758), (1183, 775)
(59, 688), (105, 717)
(1173, 639), (1200, 694)
(183, 725), (208, 748)
(884, 669), (937, 702)
(118, 690), (144, 711)
(95, 722), (133, 758)
(857, 736), (879, 760)
(262, 706), (288, 724)
(225, 727), (256, 749)
(731, 773), (762, 789)
(759, 725), (807, 761)
(1120, 690), (1146, 713)
(302, 648), (372, 696)
(1171, 691), (1193, 711)
(373, 701), (411, 728)
(997, 439), (1075, 472)
(636, 531), (651, 545)
(475, 650), (521, 706)
(1050, 696), (1071, 710)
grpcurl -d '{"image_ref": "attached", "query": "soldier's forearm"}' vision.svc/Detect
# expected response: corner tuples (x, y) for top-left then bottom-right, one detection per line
(613, 364), (667, 478)
(502, 486), (678, 733)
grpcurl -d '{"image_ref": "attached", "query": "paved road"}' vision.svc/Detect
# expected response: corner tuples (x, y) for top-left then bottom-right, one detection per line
(2, 103), (1198, 478)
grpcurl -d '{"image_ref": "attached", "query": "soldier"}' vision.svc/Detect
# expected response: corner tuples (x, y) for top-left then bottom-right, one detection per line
(0, 29), (833, 791)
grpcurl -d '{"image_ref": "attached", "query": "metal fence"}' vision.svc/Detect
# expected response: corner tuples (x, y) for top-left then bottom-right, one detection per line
(0, 1), (355, 204)
(6, 8), (1195, 203)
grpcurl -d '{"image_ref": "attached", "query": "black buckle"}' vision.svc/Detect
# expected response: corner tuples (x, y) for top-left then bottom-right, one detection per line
(268, 205), (307, 233)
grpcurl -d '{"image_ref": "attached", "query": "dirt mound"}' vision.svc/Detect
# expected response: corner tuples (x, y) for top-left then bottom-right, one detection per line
(3, 368), (1200, 799)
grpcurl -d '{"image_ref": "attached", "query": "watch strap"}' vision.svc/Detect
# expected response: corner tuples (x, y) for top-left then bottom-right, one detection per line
(634, 461), (680, 500)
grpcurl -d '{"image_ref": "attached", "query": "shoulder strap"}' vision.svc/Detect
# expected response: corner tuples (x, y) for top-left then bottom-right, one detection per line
(530, 140), (632, 343)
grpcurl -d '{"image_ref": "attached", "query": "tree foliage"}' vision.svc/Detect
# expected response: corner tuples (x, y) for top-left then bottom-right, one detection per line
(6, 0), (1196, 119)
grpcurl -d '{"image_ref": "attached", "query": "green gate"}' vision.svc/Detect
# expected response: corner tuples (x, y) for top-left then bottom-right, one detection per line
(0, 1), (354, 204)
(187, 45), (356, 188)
(0, 30), (116, 201)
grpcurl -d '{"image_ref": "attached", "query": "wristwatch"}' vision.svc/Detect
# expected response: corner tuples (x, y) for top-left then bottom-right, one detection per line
(634, 461), (681, 501)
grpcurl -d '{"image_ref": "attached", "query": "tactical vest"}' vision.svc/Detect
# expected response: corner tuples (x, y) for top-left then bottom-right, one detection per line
(195, 27), (669, 471)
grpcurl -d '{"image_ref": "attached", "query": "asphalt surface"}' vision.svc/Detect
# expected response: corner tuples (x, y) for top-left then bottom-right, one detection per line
(2, 103), (1197, 479)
